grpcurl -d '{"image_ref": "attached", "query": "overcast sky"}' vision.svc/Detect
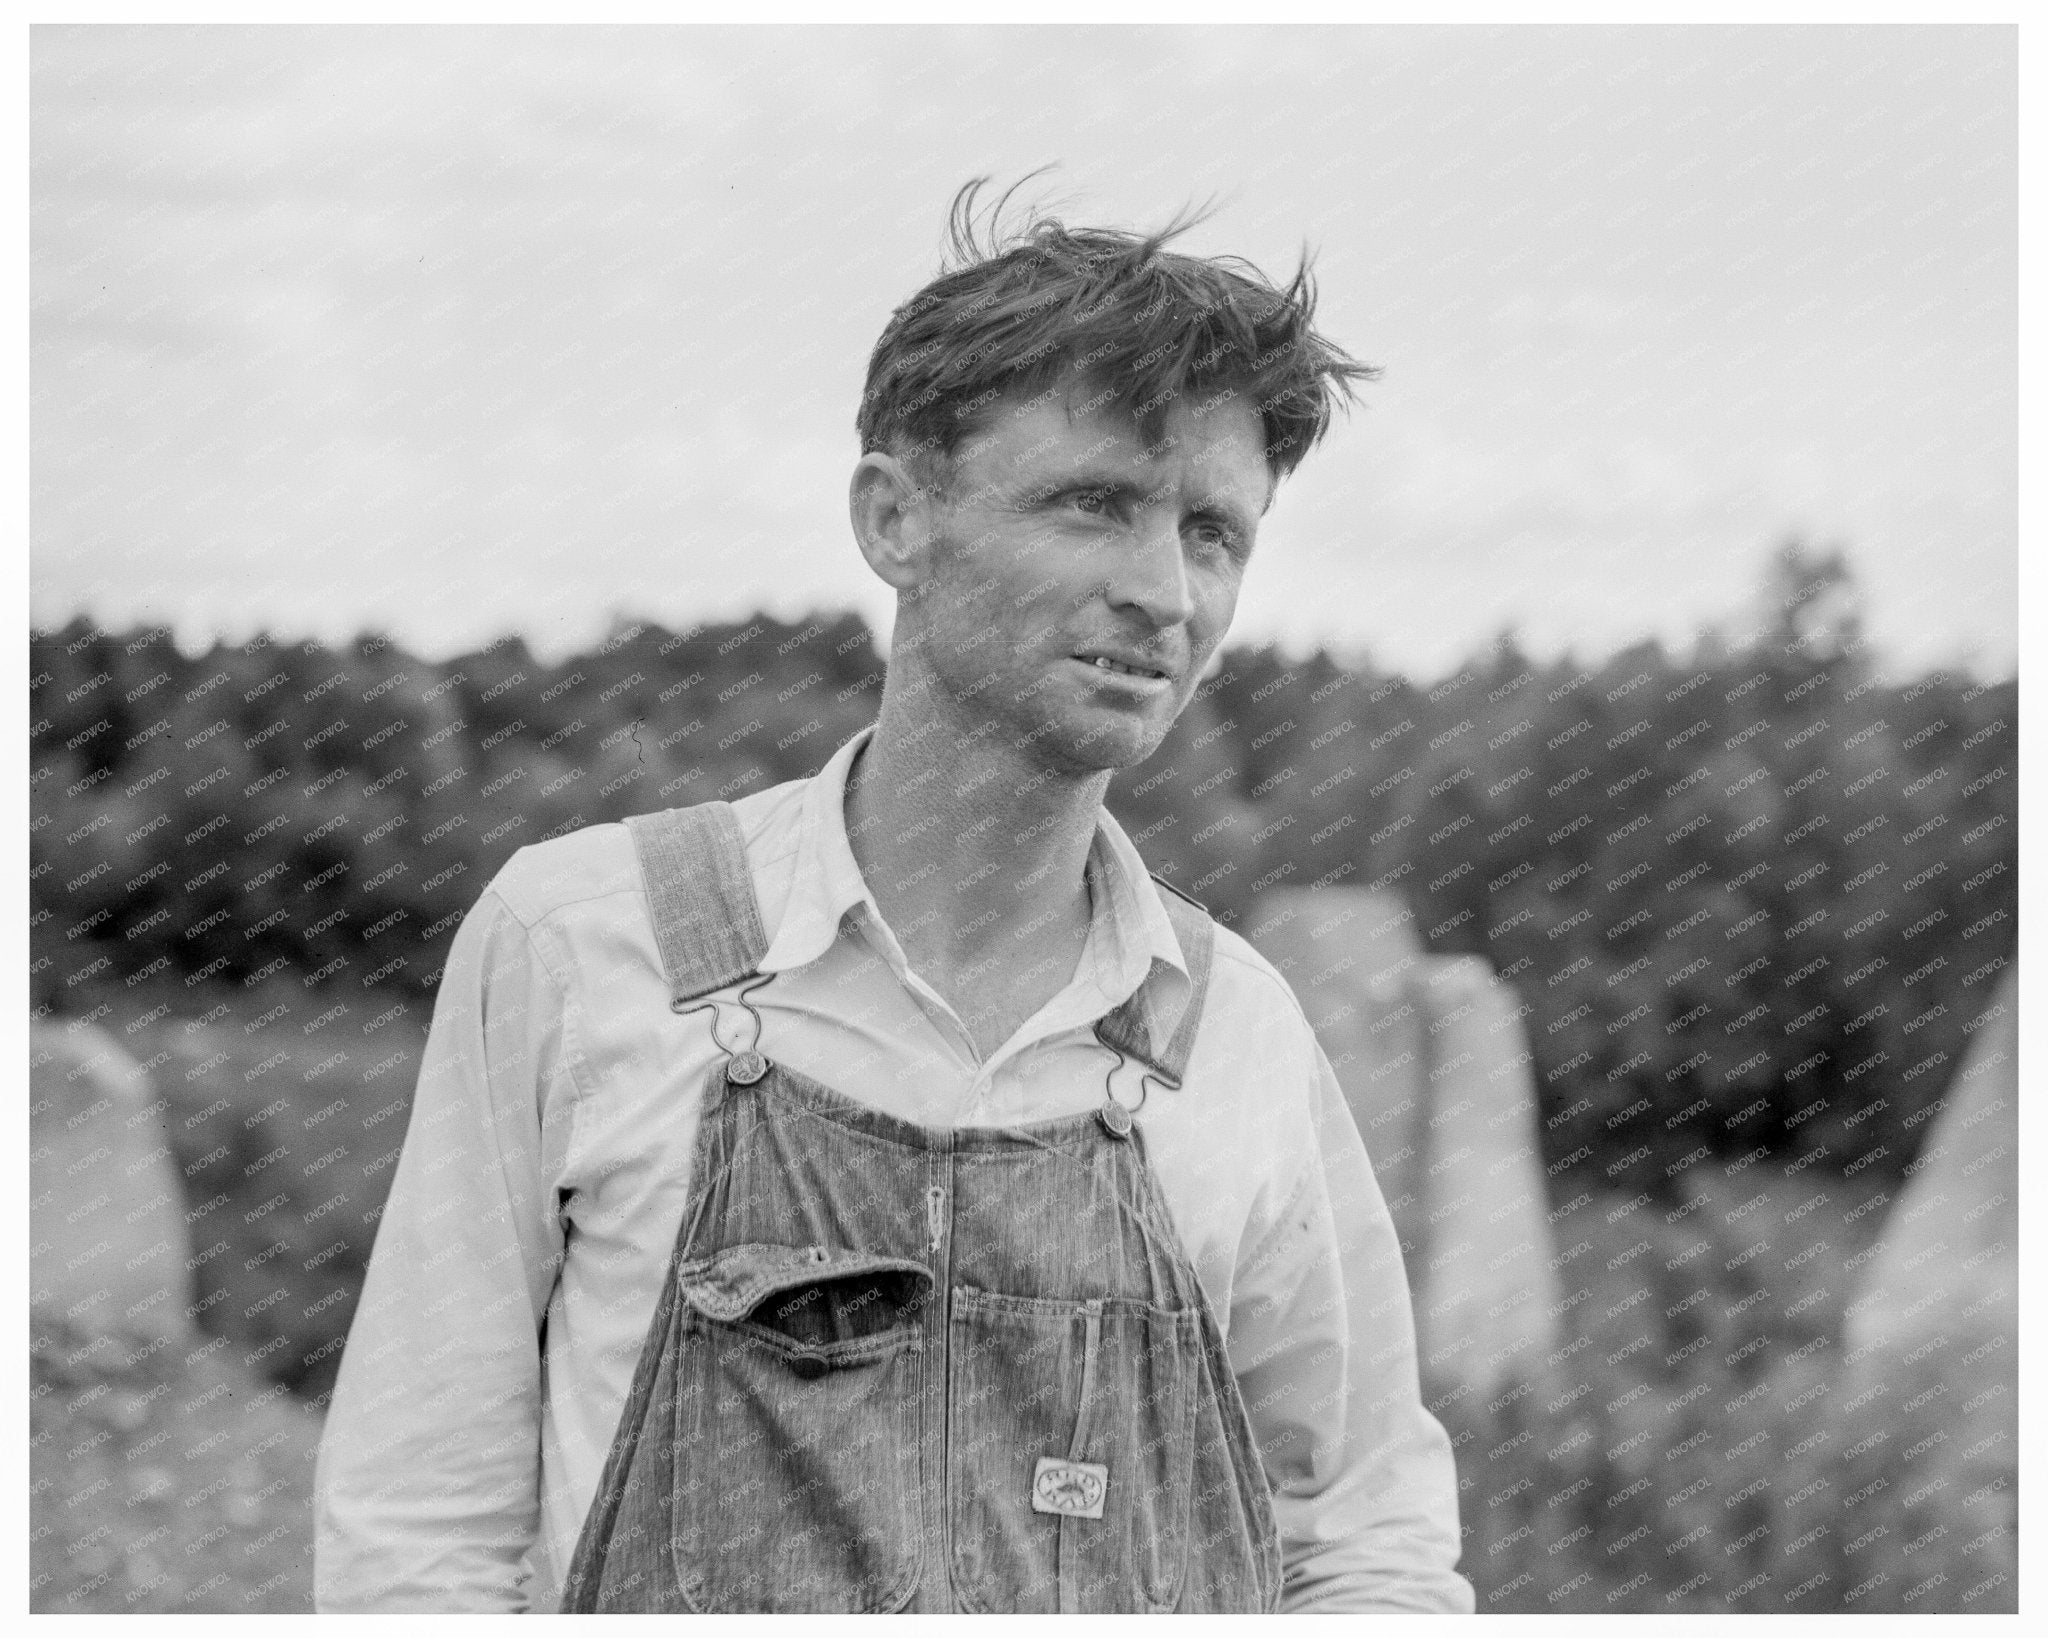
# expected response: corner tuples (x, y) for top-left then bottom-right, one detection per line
(30, 25), (2015, 679)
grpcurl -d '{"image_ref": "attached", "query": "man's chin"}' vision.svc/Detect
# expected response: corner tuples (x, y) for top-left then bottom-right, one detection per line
(1032, 715), (1166, 776)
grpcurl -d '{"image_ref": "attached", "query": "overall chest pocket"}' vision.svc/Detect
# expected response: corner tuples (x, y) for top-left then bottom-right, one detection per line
(947, 1285), (1197, 1612)
(667, 1242), (930, 1613)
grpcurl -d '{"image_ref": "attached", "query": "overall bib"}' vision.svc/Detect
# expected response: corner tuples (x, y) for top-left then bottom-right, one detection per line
(559, 802), (1283, 1613)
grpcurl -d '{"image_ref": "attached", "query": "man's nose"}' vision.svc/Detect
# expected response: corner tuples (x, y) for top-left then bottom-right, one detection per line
(1108, 508), (1195, 628)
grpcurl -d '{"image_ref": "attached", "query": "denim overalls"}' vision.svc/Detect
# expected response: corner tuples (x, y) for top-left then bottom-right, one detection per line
(558, 802), (1283, 1613)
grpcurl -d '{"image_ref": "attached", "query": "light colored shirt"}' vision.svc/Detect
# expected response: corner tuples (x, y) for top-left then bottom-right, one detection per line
(313, 727), (1473, 1613)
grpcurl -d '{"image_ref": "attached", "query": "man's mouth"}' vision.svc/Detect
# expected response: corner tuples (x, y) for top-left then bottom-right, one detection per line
(1076, 653), (1171, 681)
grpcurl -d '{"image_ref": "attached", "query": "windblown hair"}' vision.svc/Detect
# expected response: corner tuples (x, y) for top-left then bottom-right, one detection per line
(857, 176), (1378, 488)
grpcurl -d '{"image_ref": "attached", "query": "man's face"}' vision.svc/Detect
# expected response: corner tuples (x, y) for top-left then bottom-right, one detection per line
(900, 385), (1271, 776)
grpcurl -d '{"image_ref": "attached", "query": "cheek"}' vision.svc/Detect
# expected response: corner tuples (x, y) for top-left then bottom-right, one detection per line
(1190, 568), (1243, 650)
(1009, 542), (1103, 621)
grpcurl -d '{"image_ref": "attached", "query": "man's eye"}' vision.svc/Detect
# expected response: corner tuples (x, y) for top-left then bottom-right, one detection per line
(1187, 520), (1240, 554)
(1067, 490), (1111, 516)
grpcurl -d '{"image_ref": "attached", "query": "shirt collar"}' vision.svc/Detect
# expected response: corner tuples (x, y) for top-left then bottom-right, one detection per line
(1085, 796), (1192, 1023)
(758, 726), (1191, 1023)
(755, 726), (879, 975)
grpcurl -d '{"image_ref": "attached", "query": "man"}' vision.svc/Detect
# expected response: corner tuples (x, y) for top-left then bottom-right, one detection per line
(314, 184), (1474, 1613)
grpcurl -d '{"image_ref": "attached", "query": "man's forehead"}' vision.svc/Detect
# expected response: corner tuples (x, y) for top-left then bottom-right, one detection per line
(957, 385), (1268, 494)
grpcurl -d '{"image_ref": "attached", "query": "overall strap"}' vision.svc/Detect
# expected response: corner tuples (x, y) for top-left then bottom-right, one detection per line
(622, 802), (769, 1005)
(1093, 875), (1216, 1090)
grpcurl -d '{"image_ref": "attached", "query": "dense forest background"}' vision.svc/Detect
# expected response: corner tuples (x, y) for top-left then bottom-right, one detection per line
(32, 544), (2016, 1197)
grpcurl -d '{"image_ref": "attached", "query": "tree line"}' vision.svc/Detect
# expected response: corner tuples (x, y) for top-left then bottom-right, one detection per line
(30, 549), (2016, 1192)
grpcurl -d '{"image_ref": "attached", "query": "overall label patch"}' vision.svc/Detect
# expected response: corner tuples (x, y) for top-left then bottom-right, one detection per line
(1031, 1456), (1109, 1520)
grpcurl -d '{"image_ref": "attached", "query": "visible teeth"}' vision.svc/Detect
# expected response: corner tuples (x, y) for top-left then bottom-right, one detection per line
(1091, 656), (1153, 677)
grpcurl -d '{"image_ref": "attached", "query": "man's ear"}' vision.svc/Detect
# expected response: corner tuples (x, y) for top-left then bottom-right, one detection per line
(850, 452), (938, 594)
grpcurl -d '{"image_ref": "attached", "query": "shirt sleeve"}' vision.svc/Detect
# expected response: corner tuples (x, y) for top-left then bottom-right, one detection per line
(313, 887), (570, 1612)
(1227, 1032), (1476, 1613)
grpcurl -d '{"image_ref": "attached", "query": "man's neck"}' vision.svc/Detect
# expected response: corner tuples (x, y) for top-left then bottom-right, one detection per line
(843, 675), (1109, 1051)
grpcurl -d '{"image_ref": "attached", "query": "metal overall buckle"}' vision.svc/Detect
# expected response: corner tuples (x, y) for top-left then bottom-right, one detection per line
(671, 973), (776, 1085)
(1096, 1046), (1153, 1139)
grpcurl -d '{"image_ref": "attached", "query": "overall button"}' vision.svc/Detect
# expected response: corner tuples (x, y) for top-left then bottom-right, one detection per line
(727, 1049), (768, 1085)
(1097, 1101), (1133, 1139)
(789, 1354), (828, 1380)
